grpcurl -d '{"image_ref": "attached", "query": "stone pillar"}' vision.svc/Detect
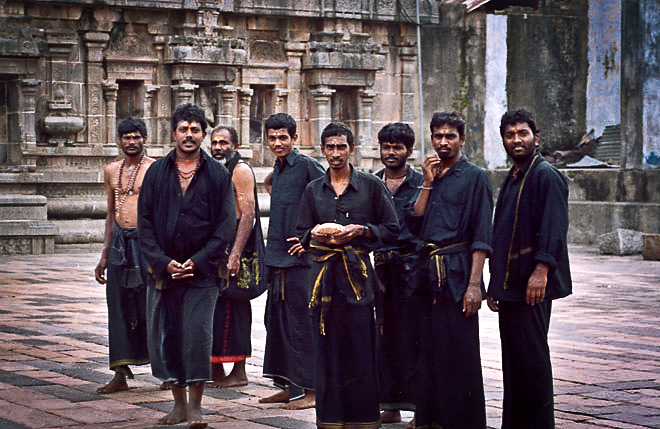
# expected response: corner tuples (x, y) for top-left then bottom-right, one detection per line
(217, 85), (236, 127)
(171, 83), (198, 108)
(16, 79), (42, 167)
(275, 88), (289, 113)
(238, 88), (253, 150)
(144, 84), (160, 143)
(284, 43), (305, 121)
(621, 0), (660, 168)
(399, 47), (417, 126)
(357, 89), (377, 168)
(309, 87), (335, 148)
(103, 81), (118, 146)
(82, 32), (109, 147)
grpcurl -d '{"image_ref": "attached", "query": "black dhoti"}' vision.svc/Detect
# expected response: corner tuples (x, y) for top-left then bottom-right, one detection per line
(415, 288), (486, 429)
(105, 224), (149, 375)
(262, 266), (315, 395)
(211, 295), (252, 363)
(146, 283), (218, 386)
(375, 250), (422, 412)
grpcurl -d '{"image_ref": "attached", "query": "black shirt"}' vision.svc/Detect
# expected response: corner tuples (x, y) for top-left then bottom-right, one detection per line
(296, 165), (400, 251)
(406, 156), (493, 302)
(138, 148), (236, 288)
(265, 148), (325, 268)
(488, 153), (572, 302)
(374, 166), (424, 251)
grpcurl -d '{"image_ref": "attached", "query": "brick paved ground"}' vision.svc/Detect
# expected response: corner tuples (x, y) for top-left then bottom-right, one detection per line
(0, 245), (658, 428)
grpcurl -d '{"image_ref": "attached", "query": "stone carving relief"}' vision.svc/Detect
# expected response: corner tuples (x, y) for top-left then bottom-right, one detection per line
(37, 87), (84, 147)
(106, 24), (155, 60)
(249, 39), (286, 64)
(166, 35), (247, 65)
(303, 32), (385, 70)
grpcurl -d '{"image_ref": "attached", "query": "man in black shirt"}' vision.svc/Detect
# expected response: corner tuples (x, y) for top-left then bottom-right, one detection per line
(487, 109), (572, 429)
(406, 111), (492, 428)
(296, 122), (399, 429)
(260, 113), (325, 410)
(373, 123), (423, 426)
(138, 103), (236, 428)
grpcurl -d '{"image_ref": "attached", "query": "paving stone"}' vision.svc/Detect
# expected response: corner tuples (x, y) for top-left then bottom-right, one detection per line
(250, 415), (317, 428)
(31, 385), (103, 402)
(0, 369), (54, 387)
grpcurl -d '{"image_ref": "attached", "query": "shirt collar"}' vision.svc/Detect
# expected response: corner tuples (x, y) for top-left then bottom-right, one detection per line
(376, 165), (415, 189)
(438, 156), (467, 179)
(322, 164), (360, 193)
(274, 148), (300, 169)
(508, 151), (540, 180)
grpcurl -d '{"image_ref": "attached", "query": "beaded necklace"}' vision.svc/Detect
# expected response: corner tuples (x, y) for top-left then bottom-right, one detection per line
(114, 154), (145, 218)
(176, 156), (200, 184)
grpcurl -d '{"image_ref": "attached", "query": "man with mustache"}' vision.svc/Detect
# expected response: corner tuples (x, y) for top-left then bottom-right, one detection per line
(207, 125), (264, 389)
(487, 109), (572, 429)
(407, 111), (493, 428)
(295, 122), (399, 428)
(95, 117), (154, 394)
(138, 103), (236, 428)
(373, 122), (423, 428)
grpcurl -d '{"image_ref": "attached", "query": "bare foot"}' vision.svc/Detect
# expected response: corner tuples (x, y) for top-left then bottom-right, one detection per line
(187, 406), (207, 429)
(96, 372), (128, 394)
(381, 410), (402, 424)
(259, 389), (290, 404)
(160, 381), (172, 391)
(157, 404), (187, 425)
(406, 416), (416, 429)
(208, 372), (248, 388)
(282, 391), (315, 410)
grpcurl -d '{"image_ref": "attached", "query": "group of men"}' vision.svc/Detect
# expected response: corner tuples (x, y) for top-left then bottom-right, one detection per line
(95, 103), (571, 429)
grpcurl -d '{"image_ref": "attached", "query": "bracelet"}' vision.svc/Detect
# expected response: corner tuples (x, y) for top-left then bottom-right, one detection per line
(418, 185), (433, 190)
(363, 225), (369, 236)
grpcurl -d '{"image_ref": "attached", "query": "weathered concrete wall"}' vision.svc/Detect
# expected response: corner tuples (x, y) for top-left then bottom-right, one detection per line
(484, 13), (508, 169)
(621, 0), (660, 168)
(506, 0), (589, 153)
(586, 0), (620, 137)
(420, 4), (465, 155)
(419, 4), (487, 167)
(488, 168), (660, 244)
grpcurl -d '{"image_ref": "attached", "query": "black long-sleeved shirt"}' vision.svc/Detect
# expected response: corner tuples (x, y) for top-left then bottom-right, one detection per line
(296, 165), (400, 251)
(265, 148), (325, 268)
(488, 153), (572, 302)
(138, 148), (236, 288)
(374, 166), (424, 252)
(406, 156), (493, 302)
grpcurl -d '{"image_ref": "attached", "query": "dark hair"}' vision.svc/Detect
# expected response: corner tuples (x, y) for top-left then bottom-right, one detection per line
(117, 117), (147, 138)
(377, 122), (415, 150)
(321, 122), (354, 148)
(265, 113), (296, 138)
(171, 103), (208, 132)
(499, 109), (539, 138)
(430, 111), (465, 138)
(211, 125), (239, 147)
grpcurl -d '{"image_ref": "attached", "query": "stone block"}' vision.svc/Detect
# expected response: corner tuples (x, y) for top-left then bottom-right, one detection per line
(642, 233), (660, 261)
(598, 228), (643, 255)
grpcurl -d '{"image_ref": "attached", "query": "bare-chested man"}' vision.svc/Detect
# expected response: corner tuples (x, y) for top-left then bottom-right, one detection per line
(95, 117), (155, 394)
(208, 125), (264, 388)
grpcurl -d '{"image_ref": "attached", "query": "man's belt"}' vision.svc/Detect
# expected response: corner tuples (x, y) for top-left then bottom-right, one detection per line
(308, 243), (368, 335)
(373, 247), (416, 267)
(420, 241), (470, 293)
